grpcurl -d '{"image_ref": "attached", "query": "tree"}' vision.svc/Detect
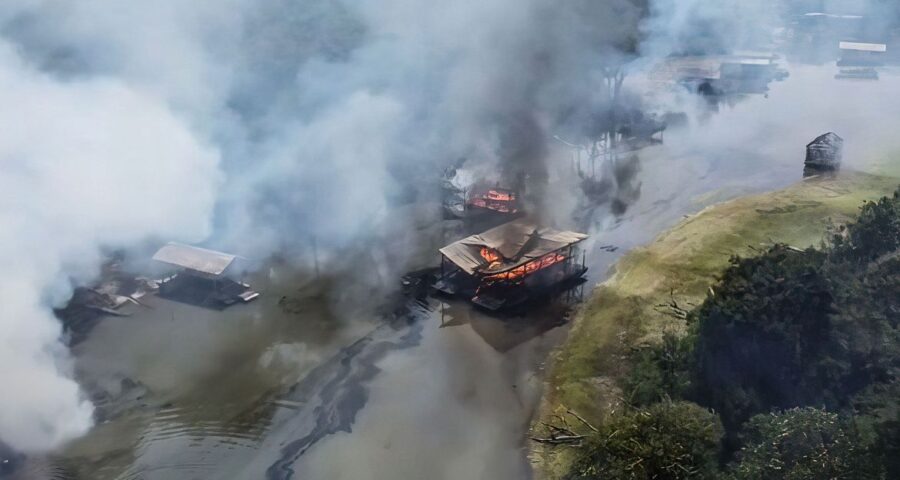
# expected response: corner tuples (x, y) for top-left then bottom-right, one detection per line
(690, 246), (840, 432)
(568, 401), (723, 480)
(852, 380), (900, 479)
(831, 187), (900, 263)
(599, 188), (900, 476)
(729, 408), (882, 480)
(626, 331), (693, 406)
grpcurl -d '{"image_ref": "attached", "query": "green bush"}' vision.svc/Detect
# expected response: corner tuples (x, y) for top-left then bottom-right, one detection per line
(626, 332), (693, 406)
(690, 246), (842, 431)
(572, 187), (900, 477)
(831, 187), (900, 263)
(728, 408), (882, 480)
(852, 381), (900, 478)
(687, 187), (900, 434)
(568, 401), (723, 480)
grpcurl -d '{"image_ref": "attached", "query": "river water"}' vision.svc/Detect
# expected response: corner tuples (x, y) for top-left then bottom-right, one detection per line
(11, 61), (900, 479)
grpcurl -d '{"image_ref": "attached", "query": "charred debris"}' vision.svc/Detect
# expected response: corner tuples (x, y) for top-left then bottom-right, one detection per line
(53, 255), (157, 345)
(55, 243), (260, 342)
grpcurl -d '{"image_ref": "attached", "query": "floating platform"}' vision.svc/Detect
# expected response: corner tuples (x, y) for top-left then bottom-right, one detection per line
(434, 218), (589, 312)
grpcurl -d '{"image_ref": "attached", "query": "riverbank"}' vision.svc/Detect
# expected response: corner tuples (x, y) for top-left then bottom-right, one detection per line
(529, 170), (900, 478)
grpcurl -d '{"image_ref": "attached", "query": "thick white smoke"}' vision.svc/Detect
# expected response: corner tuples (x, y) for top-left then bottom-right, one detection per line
(0, 0), (636, 449)
(0, 41), (220, 450)
(641, 0), (778, 57)
(0, 0), (634, 453)
(636, 0), (900, 175)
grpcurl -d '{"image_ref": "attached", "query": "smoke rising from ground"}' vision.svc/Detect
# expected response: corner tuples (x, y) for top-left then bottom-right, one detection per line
(0, 40), (220, 450)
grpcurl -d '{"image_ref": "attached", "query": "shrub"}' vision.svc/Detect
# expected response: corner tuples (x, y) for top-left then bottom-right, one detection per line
(625, 332), (692, 406)
(690, 246), (841, 431)
(568, 401), (723, 480)
(728, 407), (882, 480)
(831, 187), (900, 263)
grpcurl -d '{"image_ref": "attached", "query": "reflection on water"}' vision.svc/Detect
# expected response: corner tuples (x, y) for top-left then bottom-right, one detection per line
(438, 289), (581, 353)
(29, 265), (382, 480)
(285, 302), (572, 480)
(262, 302), (429, 480)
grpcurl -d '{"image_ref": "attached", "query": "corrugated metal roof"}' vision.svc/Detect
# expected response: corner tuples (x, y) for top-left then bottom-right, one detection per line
(439, 219), (588, 275)
(839, 42), (887, 52)
(152, 243), (237, 276)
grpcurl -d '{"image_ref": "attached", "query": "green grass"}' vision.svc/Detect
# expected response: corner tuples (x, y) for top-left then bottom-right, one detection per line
(529, 171), (900, 478)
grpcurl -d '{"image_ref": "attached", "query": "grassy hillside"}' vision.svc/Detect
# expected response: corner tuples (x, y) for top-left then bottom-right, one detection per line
(530, 171), (900, 478)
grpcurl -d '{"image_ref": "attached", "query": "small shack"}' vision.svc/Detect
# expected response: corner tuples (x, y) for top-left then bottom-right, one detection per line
(804, 132), (844, 176)
(838, 42), (886, 66)
(434, 219), (588, 310)
(153, 243), (259, 308)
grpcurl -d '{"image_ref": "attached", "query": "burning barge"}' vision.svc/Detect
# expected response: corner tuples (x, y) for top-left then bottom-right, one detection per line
(443, 183), (521, 220)
(434, 219), (589, 311)
(441, 163), (522, 220)
(466, 185), (519, 216)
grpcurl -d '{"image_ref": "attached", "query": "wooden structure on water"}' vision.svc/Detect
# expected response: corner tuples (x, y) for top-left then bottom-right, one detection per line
(153, 243), (259, 308)
(434, 219), (588, 311)
(838, 41), (887, 66)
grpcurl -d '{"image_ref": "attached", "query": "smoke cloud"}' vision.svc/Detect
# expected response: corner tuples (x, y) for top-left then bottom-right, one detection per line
(9, 0), (898, 457)
(641, 0), (777, 56)
(0, 0), (647, 452)
(0, 39), (220, 450)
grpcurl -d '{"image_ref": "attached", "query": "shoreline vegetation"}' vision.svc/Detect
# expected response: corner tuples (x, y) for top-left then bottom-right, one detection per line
(530, 170), (900, 478)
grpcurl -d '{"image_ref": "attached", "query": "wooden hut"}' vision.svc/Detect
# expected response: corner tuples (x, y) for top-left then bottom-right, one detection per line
(805, 132), (843, 175)
(153, 243), (259, 308)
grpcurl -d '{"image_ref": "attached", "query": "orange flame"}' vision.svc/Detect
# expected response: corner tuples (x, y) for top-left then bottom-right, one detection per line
(482, 252), (566, 283)
(486, 189), (513, 201)
(481, 247), (502, 264)
(468, 189), (518, 214)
